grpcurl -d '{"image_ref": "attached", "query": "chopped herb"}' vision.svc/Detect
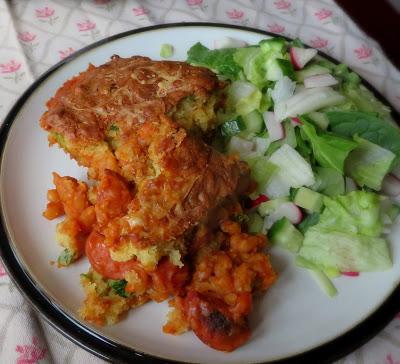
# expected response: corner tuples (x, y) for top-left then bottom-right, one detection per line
(233, 213), (250, 224)
(109, 124), (119, 132)
(58, 249), (75, 267)
(108, 279), (129, 298)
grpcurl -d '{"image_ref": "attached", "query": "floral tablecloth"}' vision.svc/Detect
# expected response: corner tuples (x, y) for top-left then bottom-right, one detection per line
(0, 0), (399, 363)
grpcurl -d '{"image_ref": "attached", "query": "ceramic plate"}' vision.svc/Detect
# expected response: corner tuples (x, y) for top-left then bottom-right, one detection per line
(1, 23), (400, 364)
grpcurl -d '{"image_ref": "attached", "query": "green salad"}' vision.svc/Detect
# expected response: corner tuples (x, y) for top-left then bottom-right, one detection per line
(185, 36), (400, 296)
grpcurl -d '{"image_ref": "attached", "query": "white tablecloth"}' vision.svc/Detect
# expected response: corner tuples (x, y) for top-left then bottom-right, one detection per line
(0, 0), (399, 363)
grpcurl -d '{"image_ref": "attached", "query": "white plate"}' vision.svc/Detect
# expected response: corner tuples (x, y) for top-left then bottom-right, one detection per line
(1, 23), (400, 364)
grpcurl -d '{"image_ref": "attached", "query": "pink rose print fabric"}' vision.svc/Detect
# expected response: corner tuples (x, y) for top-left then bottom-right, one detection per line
(273, 0), (296, 16)
(58, 48), (75, 60)
(16, 337), (46, 364)
(0, 60), (24, 83)
(35, 7), (58, 26)
(0, 1), (399, 364)
(267, 23), (285, 34)
(226, 9), (244, 20)
(315, 8), (332, 21)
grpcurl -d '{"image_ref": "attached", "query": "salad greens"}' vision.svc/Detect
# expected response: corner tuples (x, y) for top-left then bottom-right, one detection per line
(312, 167), (345, 196)
(297, 212), (320, 234)
(317, 191), (383, 237)
(186, 36), (400, 297)
(327, 111), (400, 159)
(187, 42), (241, 79)
(298, 191), (391, 273)
(345, 136), (396, 190)
(301, 120), (357, 174)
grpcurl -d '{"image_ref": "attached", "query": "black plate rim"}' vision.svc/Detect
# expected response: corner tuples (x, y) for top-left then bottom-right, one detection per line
(0, 22), (399, 364)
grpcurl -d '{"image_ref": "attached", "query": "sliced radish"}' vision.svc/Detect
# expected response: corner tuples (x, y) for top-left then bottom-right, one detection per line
(290, 47), (318, 70)
(263, 112), (285, 142)
(345, 177), (357, 193)
(250, 194), (269, 208)
(263, 202), (303, 229)
(342, 272), (359, 277)
(381, 174), (400, 196)
(290, 117), (303, 126)
(304, 74), (338, 88)
(214, 37), (247, 49)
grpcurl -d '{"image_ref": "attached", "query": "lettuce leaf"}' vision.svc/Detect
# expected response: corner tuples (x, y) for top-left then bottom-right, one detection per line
(299, 228), (391, 272)
(186, 42), (242, 79)
(233, 38), (293, 88)
(341, 84), (393, 121)
(318, 191), (382, 237)
(234, 47), (268, 88)
(345, 136), (396, 190)
(298, 190), (391, 272)
(326, 111), (400, 159)
(312, 166), (345, 196)
(300, 120), (357, 174)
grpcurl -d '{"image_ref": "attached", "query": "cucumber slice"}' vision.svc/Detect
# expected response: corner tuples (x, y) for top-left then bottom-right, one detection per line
(309, 267), (338, 297)
(241, 110), (265, 133)
(160, 44), (174, 58)
(268, 217), (303, 253)
(306, 112), (329, 130)
(247, 212), (264, 234)
(295, 256), (338, 297)
(221, 118), (245, 137)
(257, 197), (290, 216)
(296, 64), (330, 82)
(266, 58), (295, 81)
(294, 187), (324, 213)
(324, 266), (341, 278)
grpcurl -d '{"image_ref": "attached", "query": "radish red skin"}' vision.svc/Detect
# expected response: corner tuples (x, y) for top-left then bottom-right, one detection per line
(290, 48), (302, 70)
(250, 194), (269, 208)
(342, 272), (360, 277)
(291, 117), (303, 126)
(289, 47), (318, 70)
